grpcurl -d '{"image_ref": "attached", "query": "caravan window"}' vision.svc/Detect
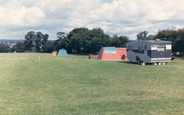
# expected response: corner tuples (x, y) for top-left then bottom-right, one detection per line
(157, 45), (166, 51)
(151, 45), (157, 50)
(166, 45), (171, 50)
(139, 46), (143, 51)
(151, 45), (166, 51)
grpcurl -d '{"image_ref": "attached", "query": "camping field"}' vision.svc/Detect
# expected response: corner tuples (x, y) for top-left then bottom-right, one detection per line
(0, 53), (184, 114)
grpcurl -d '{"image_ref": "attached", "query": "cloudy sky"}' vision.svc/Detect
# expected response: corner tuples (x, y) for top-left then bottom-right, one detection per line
(0, 0), (184, 40)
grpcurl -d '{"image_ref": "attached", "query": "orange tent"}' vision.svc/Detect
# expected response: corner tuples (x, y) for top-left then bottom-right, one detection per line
(97, 47), (122, 60)
(52, 51), (57, 56)
(116, 48), (127, 59)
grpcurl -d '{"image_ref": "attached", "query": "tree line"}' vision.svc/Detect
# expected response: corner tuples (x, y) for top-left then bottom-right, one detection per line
(155, 28), (184, 55)
(135, 28), (184, 56)
(1, 27), (128, 54)
(135, 29), (184, 55)
(0, 27), (184, 55)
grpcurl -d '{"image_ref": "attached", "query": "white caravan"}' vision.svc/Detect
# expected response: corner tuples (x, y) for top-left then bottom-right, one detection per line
(126, 40), (172, 65)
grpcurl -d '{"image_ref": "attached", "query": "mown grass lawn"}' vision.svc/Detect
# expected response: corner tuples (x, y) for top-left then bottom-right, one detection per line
(0, 53), (184, 114)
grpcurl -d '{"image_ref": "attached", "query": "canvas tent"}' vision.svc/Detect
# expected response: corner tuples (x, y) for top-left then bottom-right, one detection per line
(89, 54), (98, 59)
(57, 48), (68, 56)
(52, 51), (57, 56)
(97, 47), (123, 60)
(116, 48), (127, 59)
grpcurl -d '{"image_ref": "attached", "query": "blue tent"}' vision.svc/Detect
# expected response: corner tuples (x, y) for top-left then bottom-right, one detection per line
(57, 48), (68, 56)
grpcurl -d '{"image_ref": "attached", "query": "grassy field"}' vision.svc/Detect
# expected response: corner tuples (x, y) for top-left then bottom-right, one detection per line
(0, 53), (184, 115)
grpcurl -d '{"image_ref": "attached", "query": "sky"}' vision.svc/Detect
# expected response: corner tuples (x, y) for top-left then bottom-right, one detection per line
(0, 0), (184, 40)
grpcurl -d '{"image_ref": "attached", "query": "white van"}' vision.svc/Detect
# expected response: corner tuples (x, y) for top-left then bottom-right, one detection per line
(126, 40), (172, 65)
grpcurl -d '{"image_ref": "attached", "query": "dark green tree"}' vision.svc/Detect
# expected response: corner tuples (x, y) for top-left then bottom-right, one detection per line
(173, 40), (184, 55)
(24, 31), (35, 51)
(12, 42), (26, 52)
(110, 35), (128, 47)
(137, 31), (149, 41)
(88, 28), (110, 54)
(146, 35), (155, 40)
(155, 29), (177, 42)
(155, 28), (184, 55)
(0, 43), (10, 53)
(34, 32), (49, 52)
(57, 32), (67, 39)
(173, 29), (184, 55)
(67, 28), (88, 53)
(24, 31), (49, 52)
(55, 28), (110, 54)
(54, 32), (68, 51)
(42, 41), (55, 53)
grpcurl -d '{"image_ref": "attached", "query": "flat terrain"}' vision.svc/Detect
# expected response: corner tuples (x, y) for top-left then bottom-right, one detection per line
(0, 53), (184, 114)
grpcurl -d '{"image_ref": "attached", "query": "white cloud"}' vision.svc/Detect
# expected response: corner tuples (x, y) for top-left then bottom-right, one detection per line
(0, 0), (45, 26)
(1, 0), (184, 40)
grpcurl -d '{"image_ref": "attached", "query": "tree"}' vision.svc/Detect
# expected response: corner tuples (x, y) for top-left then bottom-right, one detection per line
(42, 41), (55, 53)
(173, 40), (184, 55)
(155, 29), (177, 42)
(34, 32), (49, 52)
(89, 28), (110, 54)
(12, 42), (26, 52)
(54, 32), (69, 51)
(172, 29), (184, 55)
(57, 32), (67, 39)
(55, 28), (110, 54)
(0, 43), (10, 53)
(24, 31), (49, 52)
(137, 31), (149, 41)
(67, 28), (89, 53)
(146, 35), (155, 40)
(110, 35), (129, 47)
(155, 28), (184, 55)
(24, 31), (35, 51)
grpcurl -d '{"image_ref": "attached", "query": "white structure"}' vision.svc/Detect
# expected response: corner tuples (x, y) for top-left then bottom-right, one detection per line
(126, 40), (172, 65)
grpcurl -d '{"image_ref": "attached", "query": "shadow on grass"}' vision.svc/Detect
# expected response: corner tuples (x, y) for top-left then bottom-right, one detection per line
(118, 60), (154, 65)
(118, 61), (137, 65)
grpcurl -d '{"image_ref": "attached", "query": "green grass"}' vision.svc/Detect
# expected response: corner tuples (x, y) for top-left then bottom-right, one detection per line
(0, 53), (184, 114)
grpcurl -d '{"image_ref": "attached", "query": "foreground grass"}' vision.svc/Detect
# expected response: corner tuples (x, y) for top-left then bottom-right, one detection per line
(0, 53), (184, 114)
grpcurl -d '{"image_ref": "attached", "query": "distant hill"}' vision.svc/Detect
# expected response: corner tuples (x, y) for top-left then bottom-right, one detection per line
(0, 39), (24, 46)
(0, 39), (55, 46)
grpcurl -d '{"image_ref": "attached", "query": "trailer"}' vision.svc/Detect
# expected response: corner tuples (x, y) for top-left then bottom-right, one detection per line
(126, 40), (172, 65)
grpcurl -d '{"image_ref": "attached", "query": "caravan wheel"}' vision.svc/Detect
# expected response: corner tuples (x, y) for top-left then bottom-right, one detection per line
(137, 58), (141, 65)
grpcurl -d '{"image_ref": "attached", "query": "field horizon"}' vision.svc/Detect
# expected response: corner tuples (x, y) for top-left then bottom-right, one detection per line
(0, 53), (184, 114)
